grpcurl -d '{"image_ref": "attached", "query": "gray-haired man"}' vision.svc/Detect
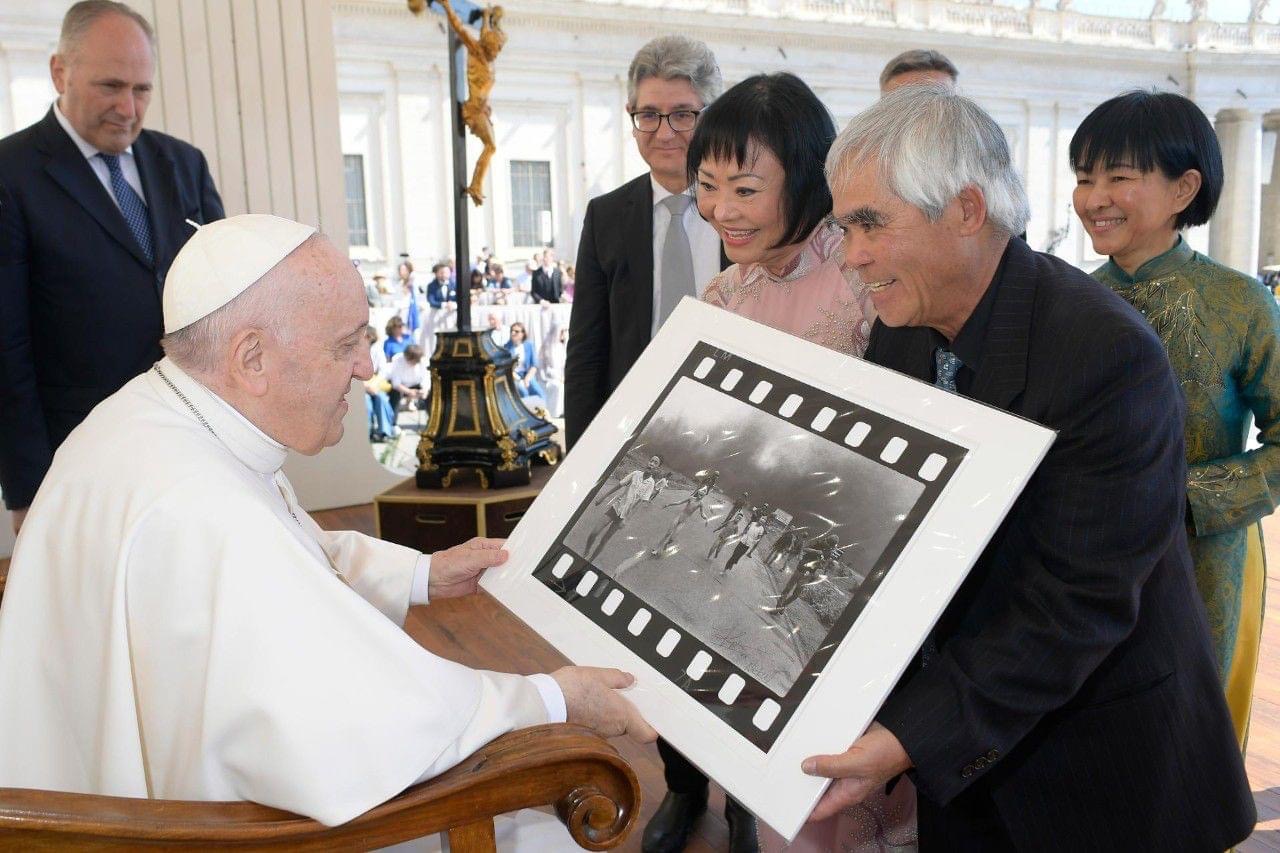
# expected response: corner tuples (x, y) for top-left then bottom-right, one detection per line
(566, 34), (755, 853)
(566, 35), (726, 448)
(803, 84), (1252, 851)
(878, 48), (958, 95)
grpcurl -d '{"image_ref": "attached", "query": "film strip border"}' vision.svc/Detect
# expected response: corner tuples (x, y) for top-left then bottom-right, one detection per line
(533, 342), (970, 752)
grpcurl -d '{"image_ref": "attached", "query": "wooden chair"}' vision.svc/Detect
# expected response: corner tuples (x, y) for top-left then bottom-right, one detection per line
(0, 723), (639, 851)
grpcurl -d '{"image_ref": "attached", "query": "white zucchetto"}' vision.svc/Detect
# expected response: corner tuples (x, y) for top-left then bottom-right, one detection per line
(163, 214), (317, 333)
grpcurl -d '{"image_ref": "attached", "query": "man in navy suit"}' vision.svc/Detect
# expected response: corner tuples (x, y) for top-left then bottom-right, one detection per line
(425, 263), (457, 308)
(0, 0), (223, 533)
(802, 84), (1253, 851)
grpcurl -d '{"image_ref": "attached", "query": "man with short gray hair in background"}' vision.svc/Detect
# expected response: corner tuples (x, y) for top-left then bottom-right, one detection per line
(800, 83), (1253, 851)
(565, 34), (753, 852)
(878, 48), (958, 95)
(0, 0), (223, 534)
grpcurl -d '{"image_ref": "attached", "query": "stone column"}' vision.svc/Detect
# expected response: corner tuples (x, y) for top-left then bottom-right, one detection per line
(1209, 108), (1263, 275)
(1260, 111), (1280, 270)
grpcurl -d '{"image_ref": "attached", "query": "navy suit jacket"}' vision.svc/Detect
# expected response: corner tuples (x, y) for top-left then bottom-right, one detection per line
(426, 279), (456, 308)
(868, 238), (1254, 850)
(0, 108), (223, 508)
(565, 173), (728, 447)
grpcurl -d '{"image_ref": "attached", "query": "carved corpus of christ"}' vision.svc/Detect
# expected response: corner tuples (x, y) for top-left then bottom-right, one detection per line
(409, 0), (507, 206)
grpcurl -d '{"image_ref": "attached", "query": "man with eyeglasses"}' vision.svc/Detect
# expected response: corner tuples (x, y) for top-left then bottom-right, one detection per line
(566, 34), (726, 449)
(567, 34), (756, 853)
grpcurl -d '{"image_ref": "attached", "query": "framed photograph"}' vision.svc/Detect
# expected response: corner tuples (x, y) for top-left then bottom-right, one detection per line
(481, 299), (1054, 840)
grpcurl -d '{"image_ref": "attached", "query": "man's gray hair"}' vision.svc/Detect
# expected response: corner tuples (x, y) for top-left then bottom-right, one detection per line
(160, 238), (311, 377)
(627, 35), (722, 109)
(826, 84), (1030, 237)
(58, 0), (155, 57)
(878, 49), (958, 90)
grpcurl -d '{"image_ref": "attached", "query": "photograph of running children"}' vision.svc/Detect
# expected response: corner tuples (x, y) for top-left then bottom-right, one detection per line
(562, 375), (925, 697)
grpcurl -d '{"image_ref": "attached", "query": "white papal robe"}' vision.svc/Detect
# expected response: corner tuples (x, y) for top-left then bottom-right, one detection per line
(0, 358), (562, 840)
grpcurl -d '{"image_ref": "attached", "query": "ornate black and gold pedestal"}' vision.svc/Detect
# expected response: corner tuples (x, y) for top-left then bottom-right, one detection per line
(415, 330), (560, 489)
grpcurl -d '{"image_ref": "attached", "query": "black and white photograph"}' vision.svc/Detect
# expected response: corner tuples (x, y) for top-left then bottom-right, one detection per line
(561, 376), (926, 697)
(491, 305), (1054, 829)
(529, 339), (971, 752)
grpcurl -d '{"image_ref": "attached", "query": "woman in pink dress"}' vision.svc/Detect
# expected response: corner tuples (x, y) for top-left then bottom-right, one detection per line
(688, 72), (915, 853)
(691, 73), (874, 357)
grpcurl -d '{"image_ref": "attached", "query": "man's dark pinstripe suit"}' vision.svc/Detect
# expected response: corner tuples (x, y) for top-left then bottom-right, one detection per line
(867, 237), (1254, 851)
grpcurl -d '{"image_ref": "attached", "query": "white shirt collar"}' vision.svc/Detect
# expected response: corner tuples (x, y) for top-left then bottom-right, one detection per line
(148, 357), (289, 475)
(52, 99), (134, 160)
(650, 174), (694, 208)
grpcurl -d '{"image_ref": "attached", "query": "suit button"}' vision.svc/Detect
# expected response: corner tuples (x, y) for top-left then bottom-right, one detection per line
(975, 757), (988, 769)
(962, 764), (974, 778)
(987, 749), (999, 760)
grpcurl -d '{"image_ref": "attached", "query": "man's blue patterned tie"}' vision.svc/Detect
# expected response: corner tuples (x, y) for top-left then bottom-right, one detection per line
(934, 347), (962, 393)
(99, 153), (154, 265)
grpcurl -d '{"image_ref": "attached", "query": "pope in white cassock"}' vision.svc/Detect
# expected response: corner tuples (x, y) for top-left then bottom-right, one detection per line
(0, 215), (654, 847)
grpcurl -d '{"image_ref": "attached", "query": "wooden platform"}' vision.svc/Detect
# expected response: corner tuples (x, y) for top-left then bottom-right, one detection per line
(3, 505), (1280, 850)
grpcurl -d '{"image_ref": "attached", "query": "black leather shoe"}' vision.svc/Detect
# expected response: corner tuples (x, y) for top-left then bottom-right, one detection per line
(641, 789), (708, 853)
(724, 797), (760, 853)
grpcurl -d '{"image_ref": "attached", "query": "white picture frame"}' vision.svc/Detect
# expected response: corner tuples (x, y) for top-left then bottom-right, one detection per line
(481, 299), (1054, 840)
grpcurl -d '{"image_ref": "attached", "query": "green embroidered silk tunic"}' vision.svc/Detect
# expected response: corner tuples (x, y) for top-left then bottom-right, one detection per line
(1092, 238), (1280, 680)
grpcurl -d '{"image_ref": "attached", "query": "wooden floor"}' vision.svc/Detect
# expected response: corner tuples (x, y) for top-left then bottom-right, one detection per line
(5, 504), (1280, 851)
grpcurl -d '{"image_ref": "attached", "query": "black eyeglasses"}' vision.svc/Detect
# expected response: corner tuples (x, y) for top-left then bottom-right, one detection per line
(629, 109), (701, 133)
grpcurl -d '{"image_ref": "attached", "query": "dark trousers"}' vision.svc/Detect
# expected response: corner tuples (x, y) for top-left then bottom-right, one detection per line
(387, 383), (422, 415)
(657, 739), (750, 818)
(918, 785), (1016, 852)
(657, 738), (707, 794)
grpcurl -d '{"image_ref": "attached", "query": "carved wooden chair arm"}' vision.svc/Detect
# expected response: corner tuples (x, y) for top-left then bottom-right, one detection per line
(0, 723), (639, 851)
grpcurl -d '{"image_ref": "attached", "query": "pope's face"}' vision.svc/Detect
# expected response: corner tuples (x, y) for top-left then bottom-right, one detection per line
(271, 240), (373, 455)
(51, 13), (154, 155)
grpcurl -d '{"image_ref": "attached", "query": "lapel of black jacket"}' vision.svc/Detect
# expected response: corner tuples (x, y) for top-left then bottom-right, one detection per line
(133, 131), (183, 283)
(625, 174), (655, 336)
(967, 238), (1034, 412)
(36, 108), (153, 271)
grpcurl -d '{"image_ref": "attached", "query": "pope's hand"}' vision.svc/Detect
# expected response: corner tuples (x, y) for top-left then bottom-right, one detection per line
(801, 722), (913, 822)
(427, 537), (508, 600)
(552, 666), (658, 743)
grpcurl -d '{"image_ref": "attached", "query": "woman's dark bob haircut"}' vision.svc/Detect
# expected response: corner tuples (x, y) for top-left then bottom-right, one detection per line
(687, 72), (836, 249)
(1069, 90), (1223, 230)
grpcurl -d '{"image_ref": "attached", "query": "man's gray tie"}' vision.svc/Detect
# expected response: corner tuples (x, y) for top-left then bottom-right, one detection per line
(934, 347), (962, 394)
(658, 193), (696, 325)
(99, 153), (155, 265)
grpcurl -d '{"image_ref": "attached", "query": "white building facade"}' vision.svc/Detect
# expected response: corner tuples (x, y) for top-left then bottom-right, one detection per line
(329, 0), (1280, 276)
(1, 1), (1278, 275)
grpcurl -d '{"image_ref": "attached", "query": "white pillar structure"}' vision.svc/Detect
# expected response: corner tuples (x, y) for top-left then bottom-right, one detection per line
(1261, 110), (1280, 268)
(1210, 108), (1264, 275)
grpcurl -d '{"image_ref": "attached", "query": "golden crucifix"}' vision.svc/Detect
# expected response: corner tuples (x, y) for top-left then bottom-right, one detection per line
(409, 0), (507, 206)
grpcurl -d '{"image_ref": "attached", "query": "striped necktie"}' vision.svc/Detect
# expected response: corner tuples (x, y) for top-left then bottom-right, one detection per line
(99, 152), (155, 265)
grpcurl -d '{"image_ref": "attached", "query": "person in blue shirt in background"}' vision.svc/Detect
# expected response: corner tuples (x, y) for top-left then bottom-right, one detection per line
(503, 322), (545, 400)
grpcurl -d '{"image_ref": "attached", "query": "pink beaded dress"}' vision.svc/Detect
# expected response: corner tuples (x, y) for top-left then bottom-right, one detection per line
(703, 224), (918, 853)
(701, 224), (873, 356)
